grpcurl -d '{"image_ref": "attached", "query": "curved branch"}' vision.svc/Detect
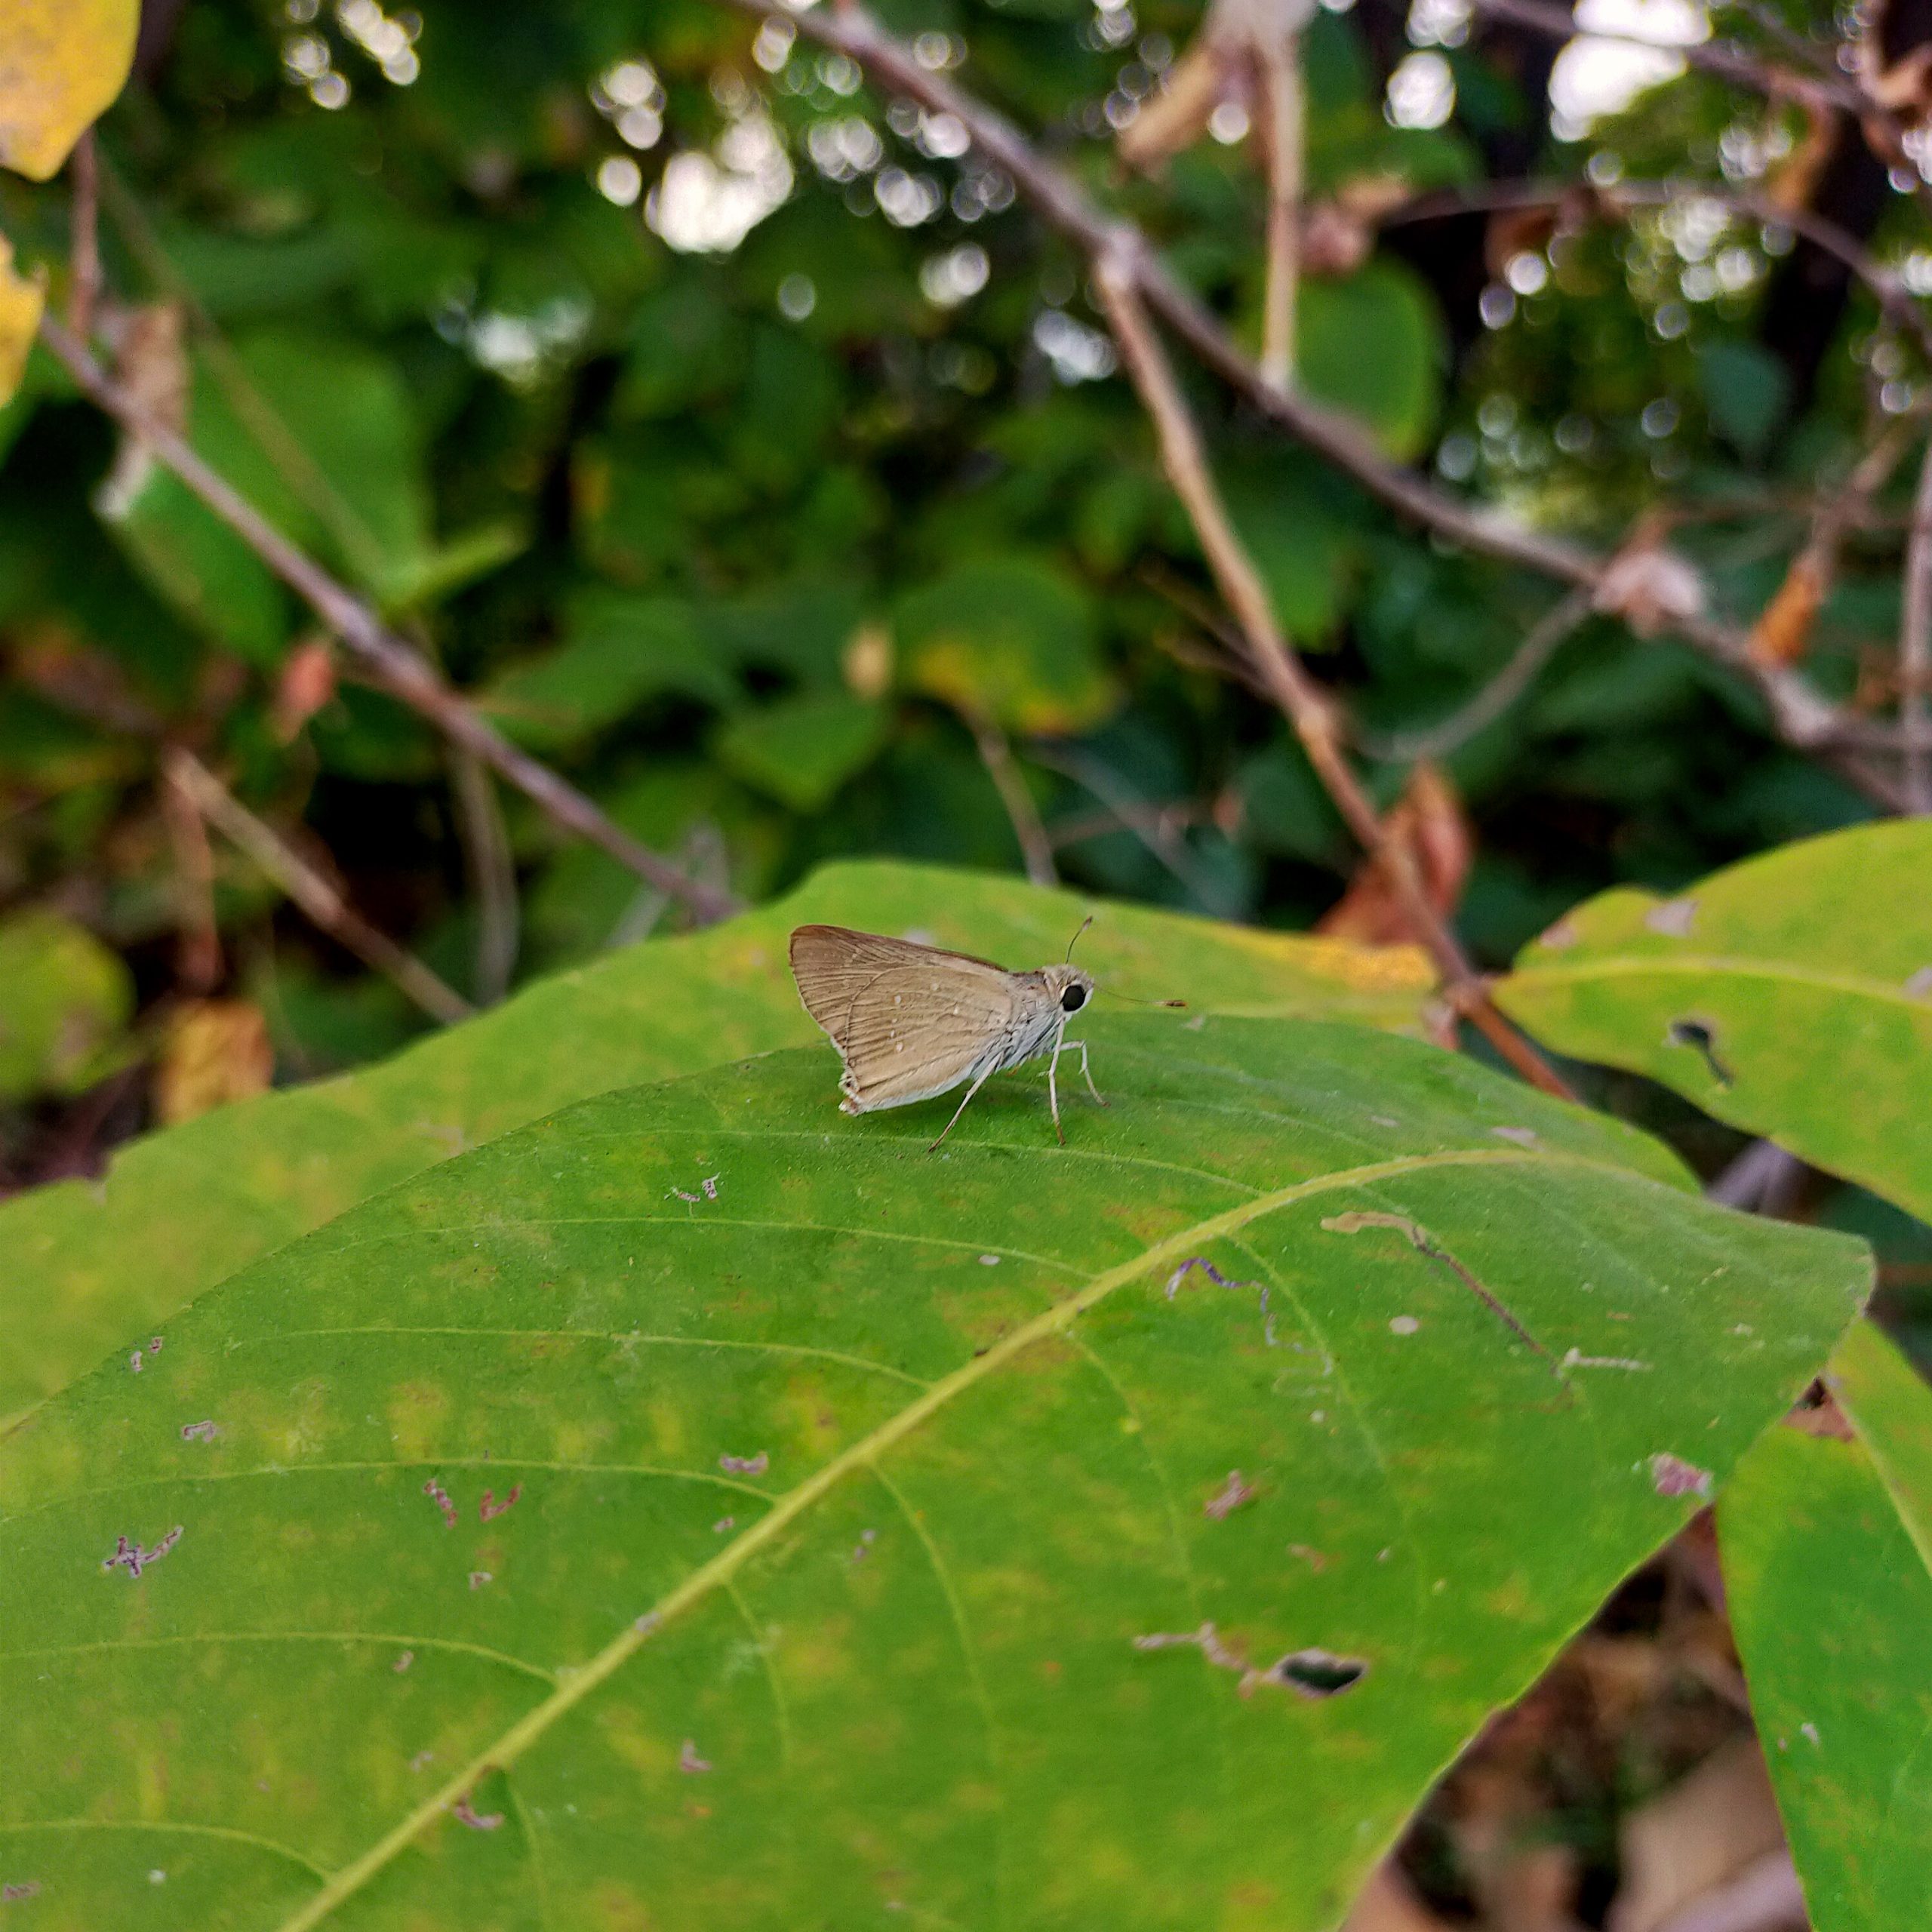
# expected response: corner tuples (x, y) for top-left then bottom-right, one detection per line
(712, 0), (1909, 802)
(34, 313), (740, 925)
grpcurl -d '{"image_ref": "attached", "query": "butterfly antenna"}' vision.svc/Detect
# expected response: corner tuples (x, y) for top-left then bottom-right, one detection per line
(1065, 914), (1094, 962)
(1100, 987), (1187, 1008)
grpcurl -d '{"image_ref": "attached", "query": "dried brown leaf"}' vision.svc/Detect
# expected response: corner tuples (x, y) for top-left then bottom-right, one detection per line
(1748, 551), (1825, 668)
(155, 998), (274, 1126)
(1318, 763), (1472, 946)
(272, 638), (340, 743)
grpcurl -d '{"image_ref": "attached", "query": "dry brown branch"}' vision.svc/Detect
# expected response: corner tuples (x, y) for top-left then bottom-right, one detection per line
(163, 749), (475, 1027)
(1383, 176), (1932, 368)
(1260, 24), (1303, 388)
(1092, 254), (1576, 1097)
(158, 752), (223, 994)
(34, 312), (738, 923)
(714, 0), (1909, 801)
(1751, 417), (1917, 668)
(1467, 0), (1932, 220)
(1900, 436), (1932, 811)
(448, 746), (520, 1004)
(964, 708), (1059, 888)
(66, 130), (99, 340)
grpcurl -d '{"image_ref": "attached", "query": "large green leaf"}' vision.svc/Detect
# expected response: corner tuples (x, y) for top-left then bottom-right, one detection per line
(0, 862), (1432, 1431)
(0, 1014), (1865, 1929)
(1721, 1321), (1932, 1932)
(1495, 822), (1932, 1220)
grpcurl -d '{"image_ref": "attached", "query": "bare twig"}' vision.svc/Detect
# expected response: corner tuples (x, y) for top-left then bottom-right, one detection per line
(712, 0), (1907, 798)
(964, 709), (1059, 888)
(1094, 257), (1575, 1097)
(1750, 414), (1918, 669)
(33, 312), (737, 923)
(1900, 435), (1932, 811)
(608, 822), (730, 951)
(158, 754), (223, 993)
(1383, 177), (1932, 368)
(163, 749), (475, 1027)
(67, 131), (100, 340)
(448, 747), (519, 1004)
(1357, 587), (1595, 764)
(95, 157), (398, 590)
(1260, 25), (1303, 388)
(1029, 740), (1236, 915)
(1466, 0), (1932, 220)
(1468, 0), (1863, 117)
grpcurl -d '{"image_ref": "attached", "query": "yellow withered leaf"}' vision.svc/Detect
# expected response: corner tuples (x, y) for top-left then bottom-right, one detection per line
(0, 234), (43, 406)
(0, 0), (139, 180)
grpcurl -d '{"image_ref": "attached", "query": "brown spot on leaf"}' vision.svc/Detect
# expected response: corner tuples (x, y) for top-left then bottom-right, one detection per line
(679, 1739), (712, 1774)
(1645, 897), (1698, 937)
(422, 1478), (457, 1528)
(101, 1526), (182, 1578)
(478, 1484), (521, 1523)
(452, 1794), (503, 1831)
(1203, 1470), (1257, 1520)
(1649, 1453), (1712, 1500)
(718, 1451), (769, 1476)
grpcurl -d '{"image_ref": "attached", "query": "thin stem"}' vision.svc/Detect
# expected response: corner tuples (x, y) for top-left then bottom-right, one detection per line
(1900, 435), (1932, 811)
(711, 0), (1907, 801)
(159, 753), (223, 994)
(1093, 256), (1576, 1100)
(1260, 28), (1303, 389)
(164, 749), (475, 1027)
(1356, 587), (1595, 763)
(1029, 740), (1236, 916)
(1385, 176), (1932, 368)
(67, 132), (100, 340)
(448, 746), (520, 1004)
(964, 708), (1059, 888)
(34, 312), (737, 924)
(1466, 0), (1932, 221)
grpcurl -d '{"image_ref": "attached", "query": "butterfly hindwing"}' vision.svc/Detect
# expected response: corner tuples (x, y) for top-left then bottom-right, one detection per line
(789, 924), (1024, 1112)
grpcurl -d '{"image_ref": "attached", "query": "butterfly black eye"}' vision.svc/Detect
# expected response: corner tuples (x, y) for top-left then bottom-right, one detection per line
(1061, 984), (1087, 1013)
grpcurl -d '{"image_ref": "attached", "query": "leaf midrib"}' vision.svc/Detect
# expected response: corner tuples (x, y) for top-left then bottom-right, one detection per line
(263, 1142), (1631, 1930)
(1507, 955), (1932, 1012)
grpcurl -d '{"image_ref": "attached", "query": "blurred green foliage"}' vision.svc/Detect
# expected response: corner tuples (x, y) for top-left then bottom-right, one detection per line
(0, 0), (1914, 1124)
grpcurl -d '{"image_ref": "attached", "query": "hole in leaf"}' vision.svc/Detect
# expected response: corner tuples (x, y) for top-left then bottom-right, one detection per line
(1665, 1019), (1734, 1088)
(1266, 1647), (1368, 1699)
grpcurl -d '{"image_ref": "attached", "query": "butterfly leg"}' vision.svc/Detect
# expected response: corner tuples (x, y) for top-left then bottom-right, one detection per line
(1074, 1038), (1107, 1107)
(1047, 1029), (1066, 1145)
(928, 1064), (998, 1152)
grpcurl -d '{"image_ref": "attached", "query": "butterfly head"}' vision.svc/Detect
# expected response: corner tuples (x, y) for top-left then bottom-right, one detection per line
(1040, 963), (1097, 1017)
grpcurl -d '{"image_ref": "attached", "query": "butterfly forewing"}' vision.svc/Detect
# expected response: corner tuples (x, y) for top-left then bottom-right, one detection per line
(789, 924), (1023, 1112)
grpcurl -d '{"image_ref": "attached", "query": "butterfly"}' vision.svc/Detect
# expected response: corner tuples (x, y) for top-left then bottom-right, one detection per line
(789, 922), (1106, 1149)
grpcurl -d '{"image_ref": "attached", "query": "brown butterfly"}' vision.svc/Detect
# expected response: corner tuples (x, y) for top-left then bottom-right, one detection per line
(789, 921), (1107, 1149)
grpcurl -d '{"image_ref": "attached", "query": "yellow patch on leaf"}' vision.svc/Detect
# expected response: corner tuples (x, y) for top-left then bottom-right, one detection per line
(0, 233), (43, 407)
